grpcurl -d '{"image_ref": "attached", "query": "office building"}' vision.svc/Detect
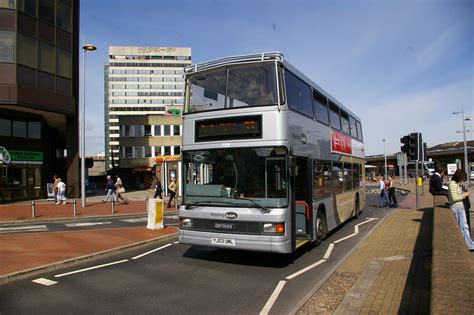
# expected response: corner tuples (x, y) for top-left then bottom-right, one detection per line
(104, 46), (191, 173)
(0, 0), (80, 202)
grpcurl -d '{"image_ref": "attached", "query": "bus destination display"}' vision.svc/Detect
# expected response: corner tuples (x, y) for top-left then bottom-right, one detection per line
(195, 116), (262, 142)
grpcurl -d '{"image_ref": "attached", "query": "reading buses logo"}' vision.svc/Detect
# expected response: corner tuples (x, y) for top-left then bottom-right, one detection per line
(225, 212), (238, 219)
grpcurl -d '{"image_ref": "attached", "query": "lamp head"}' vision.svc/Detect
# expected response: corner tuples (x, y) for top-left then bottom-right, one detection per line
(83, 44), (97, 52)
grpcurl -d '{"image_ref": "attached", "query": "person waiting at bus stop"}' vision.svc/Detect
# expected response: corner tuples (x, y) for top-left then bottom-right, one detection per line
(429, 168), (448, 197)
(447, 169), (474, 251)
(377, 175), (389, 208)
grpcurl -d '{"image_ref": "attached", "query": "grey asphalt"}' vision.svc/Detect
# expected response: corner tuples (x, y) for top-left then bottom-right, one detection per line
(0, 195), (397, 314)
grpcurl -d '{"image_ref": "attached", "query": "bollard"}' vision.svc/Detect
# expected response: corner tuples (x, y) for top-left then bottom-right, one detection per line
(145, 196), (149, 212)
(112, 199), (115, 214)
(31, 200), (36, 219)
(73, 199), (77, 216)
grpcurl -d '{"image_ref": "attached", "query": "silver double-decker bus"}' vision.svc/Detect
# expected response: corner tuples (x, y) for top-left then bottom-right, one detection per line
(179, 52), (365, 253)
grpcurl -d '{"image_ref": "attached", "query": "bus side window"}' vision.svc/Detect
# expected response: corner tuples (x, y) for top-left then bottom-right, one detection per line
(313, 161), (324, 198)
(352, 163), (360, 189)
(332, 162), (343, 194)
(343, 163), (352, 191)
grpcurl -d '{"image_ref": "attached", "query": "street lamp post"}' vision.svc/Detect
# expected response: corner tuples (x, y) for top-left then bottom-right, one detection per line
(453, 105), (472, 186)
(382, 139), (387, 179)
(81, 43), (97, 208)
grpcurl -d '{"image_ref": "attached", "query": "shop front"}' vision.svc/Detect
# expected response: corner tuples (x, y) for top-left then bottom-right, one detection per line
(0, 146), (44, 203)
(155, 155), (181, 197)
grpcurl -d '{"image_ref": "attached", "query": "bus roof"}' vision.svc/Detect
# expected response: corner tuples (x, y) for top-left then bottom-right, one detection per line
(184, 52), (361, 122)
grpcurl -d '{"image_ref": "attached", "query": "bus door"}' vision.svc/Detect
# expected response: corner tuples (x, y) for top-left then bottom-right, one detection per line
(292, 157), (313, 247)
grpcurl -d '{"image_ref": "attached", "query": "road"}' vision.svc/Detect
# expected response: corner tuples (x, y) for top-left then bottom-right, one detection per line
(0, 195), (398, 314)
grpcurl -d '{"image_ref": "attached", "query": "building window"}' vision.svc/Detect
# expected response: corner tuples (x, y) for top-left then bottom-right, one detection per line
(38, 41), (55, 73)
(144, 125), (152, 136)
(18, 0), (36, 16)
(56, 48), (72, 78)
(13, 121), (27, 138)
(174, 146), (181, 155)
(173, 125), (180, 136)
(0, 30), (16, 63)
(28, 121), (41, 139)
(0, 118), (11, 136)
(133, 125), (142, 137)
(0, 0), (15, 8)
(164, 146), (171, 156)
(144, 146), (152, 157)
(154, 146), (162, 157)
(38, 0), (54, 25)
(56, 1), (72, 32)
(18, 33), (37, 68)
(164, 125), (170, 136)
(124, 147), (132, 158)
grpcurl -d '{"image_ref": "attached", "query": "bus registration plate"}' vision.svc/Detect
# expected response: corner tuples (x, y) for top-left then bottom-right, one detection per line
(211, 238), (235, 246)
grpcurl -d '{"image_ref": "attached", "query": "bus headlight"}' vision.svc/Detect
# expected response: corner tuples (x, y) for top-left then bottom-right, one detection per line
(180, 218), (192, 228)
(263, 223), (285, 234)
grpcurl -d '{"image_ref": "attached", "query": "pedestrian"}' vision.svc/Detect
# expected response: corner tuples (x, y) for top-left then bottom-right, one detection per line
(447, 169), (474, 251)
(115, 175), (128, 204)
(167, 177), (177, 208)
(377, 175), (388, 208)
(152, 176), (163, 199)
(460, 178), (471, 230)
(429, 168), (449, 197)
(56, 177), (67, 205)
(53, 174), (60, 204)
(387, 175), (397, 206)
(103, 175), (116, 203)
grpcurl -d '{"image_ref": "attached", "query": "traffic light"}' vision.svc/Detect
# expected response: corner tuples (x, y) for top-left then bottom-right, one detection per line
(407, 132), (420, 161)
(400, 135), (410, 154)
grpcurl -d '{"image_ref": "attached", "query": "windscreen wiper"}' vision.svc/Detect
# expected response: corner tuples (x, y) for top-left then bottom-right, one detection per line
(236, 197), (270, 213)
(184, 200), (236, 210)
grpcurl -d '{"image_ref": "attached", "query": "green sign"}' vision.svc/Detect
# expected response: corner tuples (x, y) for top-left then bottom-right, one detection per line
(9, 150), (43, 161)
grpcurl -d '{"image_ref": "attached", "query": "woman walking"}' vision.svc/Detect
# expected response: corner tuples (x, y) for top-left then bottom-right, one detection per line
(448, 169), (474, 251)
(167, 178), (177, 208)
(387, 176), (397, 206)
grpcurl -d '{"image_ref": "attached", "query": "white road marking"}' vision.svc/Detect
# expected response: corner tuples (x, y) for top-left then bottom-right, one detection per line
(173, 241), (179, 244)
(259, 280), (287, 315)
(120, 217), (147, 223)
(164, 215), (179, 219)
(0, 225), (49, 234)
(32, 278), (58, 286)
(64, 222), (112, 227)
(131, 244), (173, 260)
(323, 243), (335, 260)
(356, 218), (378, 227)
(355, 225), (359, 234)
(333, 233), (358, 244)
(286, 259), (326, 280)
(55, 259), (128, 278)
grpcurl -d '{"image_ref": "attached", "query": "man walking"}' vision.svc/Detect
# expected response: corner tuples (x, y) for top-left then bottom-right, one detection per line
(103, 175), (116, 203)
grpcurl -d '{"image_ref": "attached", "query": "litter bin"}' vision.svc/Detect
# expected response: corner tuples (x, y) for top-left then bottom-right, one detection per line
(147, 198), (164, 230)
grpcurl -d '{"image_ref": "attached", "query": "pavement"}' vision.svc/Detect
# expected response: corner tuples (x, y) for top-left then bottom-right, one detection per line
(1, 183), (473, 314)
(297, 182), (474, 315)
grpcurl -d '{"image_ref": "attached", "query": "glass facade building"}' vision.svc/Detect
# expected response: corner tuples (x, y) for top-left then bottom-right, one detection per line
(0, 0), (80, 202)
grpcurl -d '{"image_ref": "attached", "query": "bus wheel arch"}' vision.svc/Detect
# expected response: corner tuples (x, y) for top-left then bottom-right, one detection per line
(353, 193), (361, 219)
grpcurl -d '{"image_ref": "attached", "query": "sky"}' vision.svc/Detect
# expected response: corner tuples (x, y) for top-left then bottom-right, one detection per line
(80, 0), (474, 156)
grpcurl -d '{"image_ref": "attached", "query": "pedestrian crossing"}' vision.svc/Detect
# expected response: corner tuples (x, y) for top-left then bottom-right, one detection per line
(0, 215), (179, 234)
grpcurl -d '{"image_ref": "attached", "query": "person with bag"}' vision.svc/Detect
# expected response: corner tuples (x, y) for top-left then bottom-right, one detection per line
(115, 175), (128, 204)
(167, 177), (177, 208)
(447, 169), (474, 251)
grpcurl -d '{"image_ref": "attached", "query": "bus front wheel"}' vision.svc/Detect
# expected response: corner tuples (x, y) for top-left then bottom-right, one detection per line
(314, 210), (327, 246)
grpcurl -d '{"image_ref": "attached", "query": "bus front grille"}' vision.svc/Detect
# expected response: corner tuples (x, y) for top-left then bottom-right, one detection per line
(190, 219), (261, 235)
